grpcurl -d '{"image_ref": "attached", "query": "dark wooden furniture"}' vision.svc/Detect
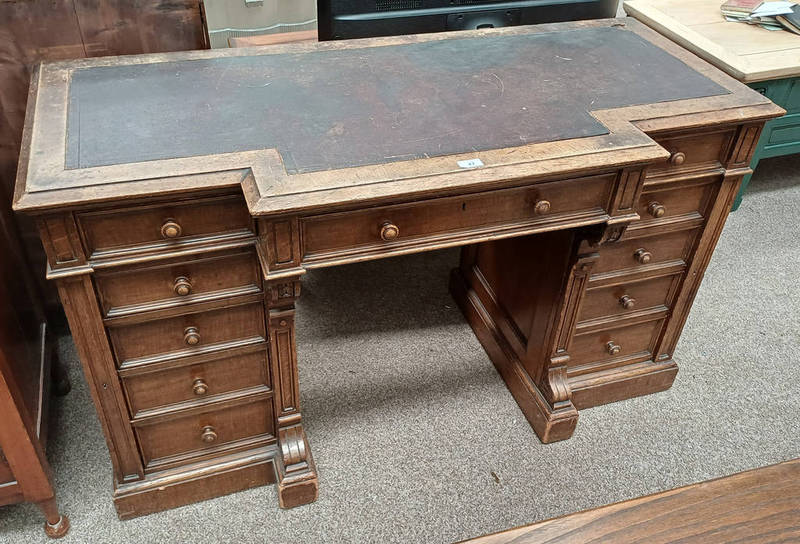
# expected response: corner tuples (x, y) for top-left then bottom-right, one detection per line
(13, 19), (782, 517)
(0, 198), (69, 537)
(0, 0), (209, 320)
(463, 458), (800, 543)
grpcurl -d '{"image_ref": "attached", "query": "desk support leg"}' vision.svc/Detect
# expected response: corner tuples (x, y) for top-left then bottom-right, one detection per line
(265, 277), (319, 508)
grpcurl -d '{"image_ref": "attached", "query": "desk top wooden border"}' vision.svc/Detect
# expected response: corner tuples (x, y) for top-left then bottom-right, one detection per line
(624, 0), (800, 83)
(13, 18), (782, 216)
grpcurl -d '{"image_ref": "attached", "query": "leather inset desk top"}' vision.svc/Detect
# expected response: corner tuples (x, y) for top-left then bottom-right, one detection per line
(65, 27), (726, 174)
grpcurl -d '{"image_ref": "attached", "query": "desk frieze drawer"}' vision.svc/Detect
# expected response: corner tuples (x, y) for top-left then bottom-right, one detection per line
(109, 302), (266, 365)
(647, 128), (735, 179)
(568, 318), (665, 374)
(122, 349), (271, 417)
(134, 396), (274, 469)
(300, 174), (615, 262)
(77, 195), (253, 259)
(578, 273), (681, 323)
(96, 248), (262, 318)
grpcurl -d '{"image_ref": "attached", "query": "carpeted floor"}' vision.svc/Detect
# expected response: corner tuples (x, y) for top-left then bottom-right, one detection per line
(1, 155), (798, 543)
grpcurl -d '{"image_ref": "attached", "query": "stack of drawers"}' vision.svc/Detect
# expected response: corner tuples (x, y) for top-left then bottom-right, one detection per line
(78, 193), (276, 474)
(567, 126), (738, 407)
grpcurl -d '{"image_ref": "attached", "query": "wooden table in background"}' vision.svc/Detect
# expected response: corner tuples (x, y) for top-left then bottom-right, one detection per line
(624, 0), (800, 210)
(464, 458), (800, 543)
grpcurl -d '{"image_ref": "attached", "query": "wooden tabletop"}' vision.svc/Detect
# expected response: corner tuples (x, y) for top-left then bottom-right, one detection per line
(14, 19), (781, 215)
(624, 0), (800, 83)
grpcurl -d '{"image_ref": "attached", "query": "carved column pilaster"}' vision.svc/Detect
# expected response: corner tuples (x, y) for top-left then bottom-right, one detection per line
(258, 217), (318, 508)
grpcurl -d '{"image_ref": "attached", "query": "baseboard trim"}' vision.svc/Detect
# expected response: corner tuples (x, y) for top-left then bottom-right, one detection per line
(113, 445), (278, 519)
(570, 360), (678, 410)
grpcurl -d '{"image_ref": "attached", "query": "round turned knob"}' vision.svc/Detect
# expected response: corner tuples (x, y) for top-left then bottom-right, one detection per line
(192, 379), (208, 396)
(634, 248), (652, 264)
(160, 219), (182, 239)
(174, 276), (192, 296)
(183, 326), (200, 346)
(619, 295), (636, 309)
(670, 152), (686, 166)
(380, 222), (400, 241)
(647, 201), (666, 218)
(606, 341), (621, 356)
(200, 426), (217, 444)
(534, 199), (551, 215)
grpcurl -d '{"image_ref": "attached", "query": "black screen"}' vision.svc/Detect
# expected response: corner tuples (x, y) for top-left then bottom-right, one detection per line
(318, 0), (619, 40)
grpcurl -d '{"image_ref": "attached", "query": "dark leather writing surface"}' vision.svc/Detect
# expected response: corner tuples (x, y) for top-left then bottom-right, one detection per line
(66, 27), (727, 174)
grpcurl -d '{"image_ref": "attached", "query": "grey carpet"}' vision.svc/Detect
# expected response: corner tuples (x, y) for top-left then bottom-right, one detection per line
(1, 154), (798, 543)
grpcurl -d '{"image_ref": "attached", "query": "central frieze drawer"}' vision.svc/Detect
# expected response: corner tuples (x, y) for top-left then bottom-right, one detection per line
(135, 397), (274, 467)
(109, 302), (265, 364)
(301, 173), (615, 257)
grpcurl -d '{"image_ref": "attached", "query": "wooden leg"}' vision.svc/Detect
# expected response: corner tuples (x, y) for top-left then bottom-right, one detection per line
(37, 497), (70, 539)
(265, 277), (318, 508)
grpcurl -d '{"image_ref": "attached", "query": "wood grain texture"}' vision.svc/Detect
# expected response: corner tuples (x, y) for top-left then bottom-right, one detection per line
(624, 0), (800, 82)
(463, 458), (800, 544)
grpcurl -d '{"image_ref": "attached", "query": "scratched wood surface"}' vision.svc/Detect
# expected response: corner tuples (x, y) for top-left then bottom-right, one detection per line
(66, 27), (726, 174)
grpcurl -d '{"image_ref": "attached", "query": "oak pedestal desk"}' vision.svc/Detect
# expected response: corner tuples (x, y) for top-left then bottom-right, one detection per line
(13, 19), (782, 517)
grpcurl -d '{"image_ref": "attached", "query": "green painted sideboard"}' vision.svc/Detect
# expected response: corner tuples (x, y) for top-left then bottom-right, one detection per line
(737, 77), (800, 210)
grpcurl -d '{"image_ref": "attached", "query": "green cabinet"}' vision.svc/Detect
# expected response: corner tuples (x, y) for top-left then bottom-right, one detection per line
(734, 77), (800, 210)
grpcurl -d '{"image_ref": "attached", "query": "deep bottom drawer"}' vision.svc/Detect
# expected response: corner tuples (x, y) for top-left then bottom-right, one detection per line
(135, 398), (274, 466)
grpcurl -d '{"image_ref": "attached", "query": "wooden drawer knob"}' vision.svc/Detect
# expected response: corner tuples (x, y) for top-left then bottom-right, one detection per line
(183, 326), (200, 346)
(634, 248), (652, 264)
(192, 379), (208, 396)
(647, 201), (666, 218)
(161, 219), (182, 239)
(534, 199), (551, 215)
(606, 341), (621, 356)
(619, 295), (636, 309)
(669, 151), (686, 166)
(174, 276), (192, 296)
(380, 221), (400, 241)
(201, 425), (217, 444)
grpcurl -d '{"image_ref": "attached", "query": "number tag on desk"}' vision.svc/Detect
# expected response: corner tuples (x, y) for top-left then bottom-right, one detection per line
(457, 158), (484, 169)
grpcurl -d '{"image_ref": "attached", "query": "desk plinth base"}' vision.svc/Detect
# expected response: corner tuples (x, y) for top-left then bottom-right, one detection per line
(112, 446), (278, 519)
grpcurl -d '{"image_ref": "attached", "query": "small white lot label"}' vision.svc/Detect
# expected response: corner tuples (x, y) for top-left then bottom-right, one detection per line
(457, 158), (484, 169)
